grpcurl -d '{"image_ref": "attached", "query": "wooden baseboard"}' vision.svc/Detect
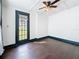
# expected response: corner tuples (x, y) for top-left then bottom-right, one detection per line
(48, 36), (79, 46)
(30, 36), (48, 42)
(4, 36), (48, 49)
(4, 36), (79, 49)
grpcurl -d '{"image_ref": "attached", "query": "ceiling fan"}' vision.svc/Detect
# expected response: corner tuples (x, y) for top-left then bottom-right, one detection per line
(39, 0), (60, 10)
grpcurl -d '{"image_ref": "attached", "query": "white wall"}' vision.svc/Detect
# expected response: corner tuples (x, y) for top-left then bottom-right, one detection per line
(36, 12), (48, 38)
(48, 5), (79, 42)
(0, 0), (1, 21)
(2, 0), (48, 46)
(30, 11), (48, 39)
(0, 26), (4, 55)
(0, 0), (4, 55)
(2, 4), (31, 46)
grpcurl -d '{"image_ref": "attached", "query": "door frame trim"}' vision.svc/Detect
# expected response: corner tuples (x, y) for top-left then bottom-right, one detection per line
(15, 10), (30, 45)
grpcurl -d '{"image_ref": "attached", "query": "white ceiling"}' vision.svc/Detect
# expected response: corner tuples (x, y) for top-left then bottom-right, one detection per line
(3, 0), (79, 14)
(34, 0), (79, 14)
(5, 0), (40, 10)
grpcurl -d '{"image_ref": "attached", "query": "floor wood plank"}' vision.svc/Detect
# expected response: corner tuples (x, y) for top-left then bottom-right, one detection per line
(1, 38), (79, 59)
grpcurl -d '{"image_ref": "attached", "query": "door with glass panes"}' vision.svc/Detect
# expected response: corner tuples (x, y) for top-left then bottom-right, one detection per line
(16, 11), (30, 45)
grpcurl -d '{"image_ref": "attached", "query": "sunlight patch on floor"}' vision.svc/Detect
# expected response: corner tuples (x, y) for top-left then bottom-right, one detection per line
(33, 41), (47, 44)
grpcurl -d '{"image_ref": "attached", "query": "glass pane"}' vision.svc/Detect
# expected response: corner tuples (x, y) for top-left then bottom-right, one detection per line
(19, 14), (28, 41)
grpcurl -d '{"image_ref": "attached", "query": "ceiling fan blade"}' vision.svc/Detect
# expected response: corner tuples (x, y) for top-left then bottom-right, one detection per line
(51, 0), (60, 5)
(50, 5), (57, 8)
(43, 1), (47, 6)
(43, 1), (51, 6)
(47, 1), (51, 6)
(39, 7), (46, 10)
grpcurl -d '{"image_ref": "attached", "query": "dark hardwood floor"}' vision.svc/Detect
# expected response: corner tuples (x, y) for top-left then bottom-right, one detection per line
(1, 38), (79, 59)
